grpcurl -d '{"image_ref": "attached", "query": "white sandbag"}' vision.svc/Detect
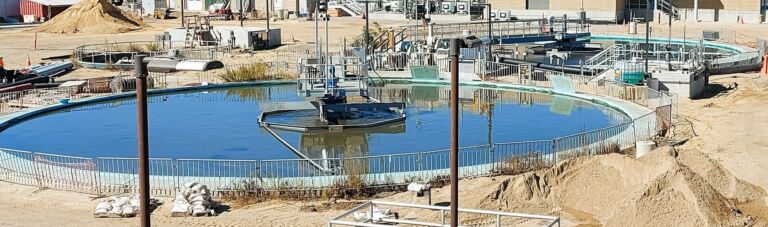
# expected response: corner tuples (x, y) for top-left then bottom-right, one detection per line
(191, 205), (208, 216)
(180, 188), (192, 198)
(189, 194), (205, 202)
(191, 184), (206, 193)
(95, 202), (112, 212)
(171, 202), (190, 213)
(121, 204), (135, 216)
(184, 181), (199, 189)
(112, 197), (129, 207)
(109, 205), (122, 215)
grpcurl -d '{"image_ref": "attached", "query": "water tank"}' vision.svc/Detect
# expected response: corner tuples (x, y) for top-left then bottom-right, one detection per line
(614, 61), (645, 84)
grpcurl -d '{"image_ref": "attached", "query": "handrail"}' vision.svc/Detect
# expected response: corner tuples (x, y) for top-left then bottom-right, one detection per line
(329, 200), (560, 227)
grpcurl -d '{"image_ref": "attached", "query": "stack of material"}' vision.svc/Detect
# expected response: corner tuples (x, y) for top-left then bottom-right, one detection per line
(94, 195), (161, 218)
(353, 207), (398, 223)
(171, 182), (217, 217)
(34, 0), (146, 34)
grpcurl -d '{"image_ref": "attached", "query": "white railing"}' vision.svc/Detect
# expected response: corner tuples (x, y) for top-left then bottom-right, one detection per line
(329, 200), (561, 227)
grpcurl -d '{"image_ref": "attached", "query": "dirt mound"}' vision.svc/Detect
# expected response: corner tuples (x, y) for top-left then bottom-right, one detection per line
(479, 147), (767, 226)
(34, 0), (146, 34)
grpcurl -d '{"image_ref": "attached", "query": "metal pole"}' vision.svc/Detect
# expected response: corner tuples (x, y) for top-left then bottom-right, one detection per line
(240, 0), (244, 27)
(315, 1), (320, 59)
(449, 38), (460, 227)
(645, 0), (651, 74)
(181, 0), (185, 26)
(325, 11), (329, 65)
(487, 4), (492, 62)
(267, 0), (270, 29)
(365, 1), (370, 62)
(134, 55), (150, 227)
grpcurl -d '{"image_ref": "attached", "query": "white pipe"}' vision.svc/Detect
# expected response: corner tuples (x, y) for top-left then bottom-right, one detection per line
(694, 0), (699, 22)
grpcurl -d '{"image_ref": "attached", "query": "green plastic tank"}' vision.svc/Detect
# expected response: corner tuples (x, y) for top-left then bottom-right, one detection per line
(613, 61), (645, 84)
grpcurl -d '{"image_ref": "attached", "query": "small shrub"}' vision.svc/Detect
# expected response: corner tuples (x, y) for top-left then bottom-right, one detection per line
(492, 152), (549, 176)
(145, 42), (161, 52)
(218, 62), (272, 82)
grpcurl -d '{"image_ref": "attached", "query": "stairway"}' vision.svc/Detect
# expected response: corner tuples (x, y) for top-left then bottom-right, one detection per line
(657, 0), (680, 20)
(328, 0), (365, 17)
(583, 44), (626, 76)
(369, 27), (409, 54)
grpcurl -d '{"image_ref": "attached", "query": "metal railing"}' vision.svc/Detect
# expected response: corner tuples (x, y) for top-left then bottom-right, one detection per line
(329, 200), (560, 227)
(0, 72), (167, 116)
(196, 61), (300, 84)
(0, 74), (673, 198)
(74, 41), (232, 69)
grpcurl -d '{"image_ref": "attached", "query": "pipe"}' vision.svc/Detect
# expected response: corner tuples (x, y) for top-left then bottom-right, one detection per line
(134, 55), (150, 227)
(449, 38), (460, 227)
(500, 58), (594, 75)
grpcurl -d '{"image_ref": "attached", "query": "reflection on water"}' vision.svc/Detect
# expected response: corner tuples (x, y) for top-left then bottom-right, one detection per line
(0, 84), (629, 160)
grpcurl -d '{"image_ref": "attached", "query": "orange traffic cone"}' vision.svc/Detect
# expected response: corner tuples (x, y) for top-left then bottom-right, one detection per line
(26, 55), (31, 67)
(761, 55), (768, 76)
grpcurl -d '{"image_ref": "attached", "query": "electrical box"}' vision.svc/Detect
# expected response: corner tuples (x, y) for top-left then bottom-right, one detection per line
(441, 2), (456, 14)
(456, 2), (468, 14)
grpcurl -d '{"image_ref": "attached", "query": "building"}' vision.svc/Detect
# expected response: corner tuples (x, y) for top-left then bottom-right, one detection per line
(490, 0), (767, 23)
(19, 0), (77, 22)
(1, 0), (21, 22)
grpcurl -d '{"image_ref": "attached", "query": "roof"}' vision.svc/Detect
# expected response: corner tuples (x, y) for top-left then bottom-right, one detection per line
(27, 0), (78, 6)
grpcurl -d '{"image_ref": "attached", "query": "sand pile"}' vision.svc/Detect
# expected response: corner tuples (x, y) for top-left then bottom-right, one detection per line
(478, 148), (768, 226)
(34, 0), (146, 34)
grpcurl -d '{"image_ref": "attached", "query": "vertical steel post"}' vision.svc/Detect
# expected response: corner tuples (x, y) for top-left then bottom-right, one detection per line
(645, 0), (651, 74)
(449, 38), (461, 227)
(365, 1), (369, 62)
(181, 0), (185, 27)
(240, 0), (244, 27)
(487, 4), (492, 62)
(267, 0), (270, 29)
(134, 55), (150, 227)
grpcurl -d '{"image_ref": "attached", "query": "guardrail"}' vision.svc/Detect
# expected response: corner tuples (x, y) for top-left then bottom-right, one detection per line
(0, 72), (168, 116)
(0, 71), (673, 198)
(329, 200), (561, 227)
(74, 41), (232, 69)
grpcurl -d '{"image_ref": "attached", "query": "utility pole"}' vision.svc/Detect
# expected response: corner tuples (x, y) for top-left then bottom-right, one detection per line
(133, 55), (150, 227)
(449, 38), (460, 227)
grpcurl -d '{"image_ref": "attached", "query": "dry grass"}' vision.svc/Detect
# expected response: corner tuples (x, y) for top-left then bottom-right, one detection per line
(492, 152), (550, 176)
(217, 62), (297, 82)
(144, 42), (161, 52)
(558, 142), (624, 161)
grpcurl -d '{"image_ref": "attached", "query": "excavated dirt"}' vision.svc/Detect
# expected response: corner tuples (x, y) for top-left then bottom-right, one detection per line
(478, 147), (768, 226)
(34, 0), (146, 34)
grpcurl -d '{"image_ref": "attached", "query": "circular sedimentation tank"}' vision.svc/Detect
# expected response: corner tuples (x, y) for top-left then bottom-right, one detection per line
(0, 83), (629, 160)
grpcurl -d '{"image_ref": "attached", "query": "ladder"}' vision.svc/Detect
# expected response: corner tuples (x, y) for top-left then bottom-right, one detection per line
(184, 16), (212, 48)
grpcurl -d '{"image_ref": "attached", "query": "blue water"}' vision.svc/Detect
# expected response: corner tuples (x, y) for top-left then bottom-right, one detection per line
(0, 84), (628, 160)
